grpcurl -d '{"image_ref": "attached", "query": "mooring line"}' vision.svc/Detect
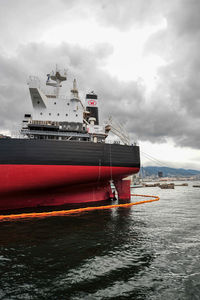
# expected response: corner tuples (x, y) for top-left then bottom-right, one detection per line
(0, 194), (160, 222)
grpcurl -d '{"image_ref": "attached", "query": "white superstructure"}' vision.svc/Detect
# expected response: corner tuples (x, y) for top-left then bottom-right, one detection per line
(21, 68), (109, 142)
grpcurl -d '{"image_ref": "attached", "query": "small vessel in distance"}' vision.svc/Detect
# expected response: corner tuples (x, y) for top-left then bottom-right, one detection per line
(0, 68), (140, 211)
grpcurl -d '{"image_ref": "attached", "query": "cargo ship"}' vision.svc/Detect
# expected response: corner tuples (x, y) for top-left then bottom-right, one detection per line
(0, 68), (140, 211)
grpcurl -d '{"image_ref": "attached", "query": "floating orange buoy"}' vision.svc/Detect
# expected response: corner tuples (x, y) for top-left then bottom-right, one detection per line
(0, 194), (159, 222)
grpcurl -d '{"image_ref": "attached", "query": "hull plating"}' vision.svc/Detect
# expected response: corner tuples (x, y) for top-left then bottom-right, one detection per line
(0, 165), (139, 210)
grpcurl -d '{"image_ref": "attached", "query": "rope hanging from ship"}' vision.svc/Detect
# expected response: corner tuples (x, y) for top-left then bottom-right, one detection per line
(0, 194), (160, 222)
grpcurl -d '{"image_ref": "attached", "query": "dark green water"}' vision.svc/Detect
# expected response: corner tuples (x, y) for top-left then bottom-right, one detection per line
(0, 183), (200, 299)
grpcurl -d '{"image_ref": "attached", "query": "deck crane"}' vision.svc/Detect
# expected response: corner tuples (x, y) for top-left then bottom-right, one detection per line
(106, 116), (130, 145)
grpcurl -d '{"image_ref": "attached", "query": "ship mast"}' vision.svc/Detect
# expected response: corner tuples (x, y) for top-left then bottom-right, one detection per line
(46, 67), (67, 97)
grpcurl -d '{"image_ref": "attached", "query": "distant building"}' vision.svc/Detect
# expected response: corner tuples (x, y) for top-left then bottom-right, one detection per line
(0, 134), (11, 139)
(158, 171), (163, 178)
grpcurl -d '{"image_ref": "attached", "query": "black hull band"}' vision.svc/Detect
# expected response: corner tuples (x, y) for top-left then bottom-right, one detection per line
(0, 139), (140, 168)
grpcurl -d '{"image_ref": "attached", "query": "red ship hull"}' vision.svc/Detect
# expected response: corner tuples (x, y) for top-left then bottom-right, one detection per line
(0, 164), (139, 210)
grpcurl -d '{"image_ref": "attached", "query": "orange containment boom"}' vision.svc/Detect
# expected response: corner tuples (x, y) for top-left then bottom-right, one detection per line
(0, 194), (160, 222)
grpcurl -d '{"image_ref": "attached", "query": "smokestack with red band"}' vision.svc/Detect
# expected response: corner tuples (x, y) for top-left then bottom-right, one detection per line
(86, 92), (99, 125)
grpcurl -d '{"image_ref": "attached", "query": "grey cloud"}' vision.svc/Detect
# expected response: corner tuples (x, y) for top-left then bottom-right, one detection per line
(166, 0), (200, 37)
(0, 0), (75, 50)
(142, 0), (200, 149)
(1, 0), (200, 150)
(59, 0), (166, 30)
(94, 0), (164, 30)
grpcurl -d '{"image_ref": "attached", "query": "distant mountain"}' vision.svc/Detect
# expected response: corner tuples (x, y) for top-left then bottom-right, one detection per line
(141, 166), (200, 177)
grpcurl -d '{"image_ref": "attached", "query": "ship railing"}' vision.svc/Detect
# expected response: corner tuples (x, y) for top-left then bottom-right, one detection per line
(21, 129), (90, 138)
(106, 139), (122, 145)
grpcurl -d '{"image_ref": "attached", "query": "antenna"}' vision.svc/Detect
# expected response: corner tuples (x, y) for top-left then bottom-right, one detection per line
(71, 79), (79, 99)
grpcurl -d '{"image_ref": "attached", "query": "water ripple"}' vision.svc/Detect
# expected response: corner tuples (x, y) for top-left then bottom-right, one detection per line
(0, 183), (200, 299)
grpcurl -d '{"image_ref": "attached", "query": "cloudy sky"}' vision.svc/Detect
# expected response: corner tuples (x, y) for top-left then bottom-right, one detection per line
(1, 0), (200, 170)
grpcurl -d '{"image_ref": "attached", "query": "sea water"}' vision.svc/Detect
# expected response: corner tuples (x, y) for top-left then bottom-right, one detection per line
(0, 182), (200, 299)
